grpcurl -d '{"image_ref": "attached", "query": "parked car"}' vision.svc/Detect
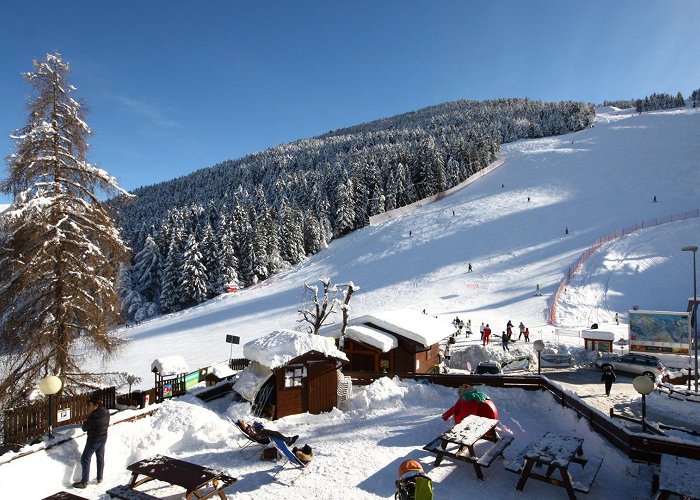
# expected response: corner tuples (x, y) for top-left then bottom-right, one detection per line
(595, 353), (667, 379)
(474, 361), (503, 375)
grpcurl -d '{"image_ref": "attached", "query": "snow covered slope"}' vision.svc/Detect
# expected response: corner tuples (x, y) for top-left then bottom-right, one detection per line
(99, 107), (700, 385)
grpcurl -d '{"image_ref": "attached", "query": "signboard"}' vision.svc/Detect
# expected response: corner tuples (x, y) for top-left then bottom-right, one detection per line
(185, 371), (200, 390)
(56, 407), (71, 423)
(225, 335), (240, 344)
(163, 383), (173, 399)
(628, 310), (690, 354)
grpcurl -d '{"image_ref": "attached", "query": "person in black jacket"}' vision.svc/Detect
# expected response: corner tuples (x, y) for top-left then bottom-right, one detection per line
(601, 366), (617, 397)
(73, 396), (110, 489)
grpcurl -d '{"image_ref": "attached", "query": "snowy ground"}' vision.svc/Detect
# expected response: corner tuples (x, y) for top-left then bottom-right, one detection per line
(0, 378), (651, 499)
(2, 107), (700, 497)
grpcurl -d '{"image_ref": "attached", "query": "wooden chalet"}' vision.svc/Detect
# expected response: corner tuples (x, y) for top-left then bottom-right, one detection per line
(232, 330), (348, 420)
(321, 310), (454, 375)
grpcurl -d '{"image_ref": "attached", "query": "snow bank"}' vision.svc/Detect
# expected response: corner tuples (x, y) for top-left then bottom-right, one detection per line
(150, 356), (189, 375)
(345, 324), (398, 352)
(243, 329), (347, 369)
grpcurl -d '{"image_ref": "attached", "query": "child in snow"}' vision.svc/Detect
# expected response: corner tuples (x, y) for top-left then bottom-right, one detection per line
(483, 324), (491, 345)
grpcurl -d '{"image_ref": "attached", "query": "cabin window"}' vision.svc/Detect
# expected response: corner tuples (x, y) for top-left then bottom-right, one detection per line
(284, 365), (306, 388)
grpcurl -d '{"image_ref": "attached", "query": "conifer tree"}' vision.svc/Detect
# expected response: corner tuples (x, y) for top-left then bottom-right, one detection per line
(180, 233), (208, 306)
(0, 53), (131, 404)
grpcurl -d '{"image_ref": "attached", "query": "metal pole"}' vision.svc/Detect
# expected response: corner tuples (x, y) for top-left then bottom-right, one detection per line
(537, 351), (541, 375)
(641, 393), (647, 433)
(693, 250), (698, 393)
(48, 394), (53, 439)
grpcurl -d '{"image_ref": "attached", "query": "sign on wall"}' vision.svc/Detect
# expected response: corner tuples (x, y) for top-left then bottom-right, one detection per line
(629, 310), (690, 354)
(56, 408), (71, 423)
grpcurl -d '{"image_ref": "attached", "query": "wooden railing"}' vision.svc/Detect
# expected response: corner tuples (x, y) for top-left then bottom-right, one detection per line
(3, 387), (116, 445)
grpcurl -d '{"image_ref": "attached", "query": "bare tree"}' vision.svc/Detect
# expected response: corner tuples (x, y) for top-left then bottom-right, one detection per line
(0, 53), (132, 409)
(298, 278), (336, 334)
(339, 281), (359, 348)
(297, 278), (359, 338)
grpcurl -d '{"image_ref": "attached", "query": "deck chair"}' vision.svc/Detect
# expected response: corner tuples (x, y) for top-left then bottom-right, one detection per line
(228, 417), (269, 458)
(269, 436), (311, 484)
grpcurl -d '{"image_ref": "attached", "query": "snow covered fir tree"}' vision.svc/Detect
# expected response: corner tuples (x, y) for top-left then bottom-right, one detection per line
(114, 99), (596, 321)
(0, 53), (131, 408)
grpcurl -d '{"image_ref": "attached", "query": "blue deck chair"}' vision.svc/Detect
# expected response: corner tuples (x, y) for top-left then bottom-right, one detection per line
(269, 436), (311, 483)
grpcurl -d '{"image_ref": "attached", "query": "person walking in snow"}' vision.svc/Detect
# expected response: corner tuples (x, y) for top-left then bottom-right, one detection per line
(614, 313), (619, 325)
(468, 263), (473, 273)
(479, 322), (485, 341)
(601, 366), (616, 396)
(501, 331), (510, 352)
(518, 321), (525, 340)
(73, 397), (110, 489)
(506, 320), (514, 337)
(483, 324), (491, 346)
(523, 327), (530, 342)
(565, 226), (569, 235)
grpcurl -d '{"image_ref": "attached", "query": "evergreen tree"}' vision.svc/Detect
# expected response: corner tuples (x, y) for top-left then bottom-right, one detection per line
(133, 236), (162, 303)
(180, 233), (208, 306)
(0, 53), (131, 404)
(159, 239), (182, 312)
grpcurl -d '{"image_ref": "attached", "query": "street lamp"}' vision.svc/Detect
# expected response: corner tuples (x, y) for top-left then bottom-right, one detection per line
(682, 245), (698, 393)
(533, 340), (545, 375)
(633, 375), (655, 433)
(38, 375), (62, 439)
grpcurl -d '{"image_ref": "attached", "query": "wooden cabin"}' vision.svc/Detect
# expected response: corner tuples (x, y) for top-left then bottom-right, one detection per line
(321, 310), (453, 375)
(232, 330), (347, 420)
(581, 329), (615, 352)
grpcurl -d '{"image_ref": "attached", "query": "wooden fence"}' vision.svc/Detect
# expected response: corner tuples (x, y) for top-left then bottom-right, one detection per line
(349, 372), (700, 463)
(3, 387), (116, 445)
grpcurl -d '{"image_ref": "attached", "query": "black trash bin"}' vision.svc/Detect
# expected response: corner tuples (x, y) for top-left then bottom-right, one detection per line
(131, 390), (148, 409)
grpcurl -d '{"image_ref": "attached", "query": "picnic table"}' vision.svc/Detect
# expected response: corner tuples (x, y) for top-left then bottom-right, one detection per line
(423, 414), (513, 480)
(506, 432), (602, 500)
(121, 454), (237, 500)
(656, 454), (700, 500)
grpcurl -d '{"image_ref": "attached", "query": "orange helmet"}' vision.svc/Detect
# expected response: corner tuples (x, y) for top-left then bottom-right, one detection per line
(398, 459), (424, 479)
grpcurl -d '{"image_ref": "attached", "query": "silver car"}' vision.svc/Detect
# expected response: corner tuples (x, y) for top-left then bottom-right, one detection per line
(595, 353), (667, 379)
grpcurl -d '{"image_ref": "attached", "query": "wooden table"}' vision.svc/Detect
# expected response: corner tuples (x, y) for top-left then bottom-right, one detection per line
(41, 493), (89, 500)
(126, 454), (237, 500)
(424, 414), (513, 480)
(657, 454), (700, 499)
(510, 432), (602, 500)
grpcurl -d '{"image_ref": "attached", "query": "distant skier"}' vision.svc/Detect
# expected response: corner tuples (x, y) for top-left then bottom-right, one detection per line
(614, 312), (619, 325)
(527, 196), (530, 202)
(452, 210), (455, 216)
(506, 320), (514, 337)
(565, 226), (569, 235)
(536, 284), (541, 296)
(653, 195), (657, 203)
(483, 324), (491, 345)
(501, 183), (504, 189)
(479, 322), (485, 341)
(518, 321), (525, 340)
(409, 230), (412, 236)
(468, 263), (473, 273)
(501, 331), (510, 352)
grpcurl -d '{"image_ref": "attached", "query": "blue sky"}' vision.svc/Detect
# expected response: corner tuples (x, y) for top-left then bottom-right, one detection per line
(1, 1), (699, 205)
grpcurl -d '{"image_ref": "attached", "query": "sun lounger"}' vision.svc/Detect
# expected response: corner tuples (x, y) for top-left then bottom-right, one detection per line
(269, 436), (312, 484)
(228, 417), (269, 457)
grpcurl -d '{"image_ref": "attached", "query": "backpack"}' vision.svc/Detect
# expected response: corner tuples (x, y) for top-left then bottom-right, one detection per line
(395, 474), (433, 500)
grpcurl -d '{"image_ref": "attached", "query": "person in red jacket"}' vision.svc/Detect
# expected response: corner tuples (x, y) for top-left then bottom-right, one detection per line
(482, 324), (491, 345)
(442, 386), (499, 424)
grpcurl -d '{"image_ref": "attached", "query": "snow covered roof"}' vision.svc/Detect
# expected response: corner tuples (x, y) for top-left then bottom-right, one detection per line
(231, 361), (273, 402)
(581, 329), (615, 341)
(361, 310), (453, 347)
(150, 356), (189, 376)
(343, 325), (398, 352)
(243, 329), (348, 369)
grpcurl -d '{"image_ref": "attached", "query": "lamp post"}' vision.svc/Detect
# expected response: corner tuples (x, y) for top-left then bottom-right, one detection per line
(633, 375), (655, 433)
(533, 340), (545, 375)
(682, 245), (698, 393)
(38, 375), (62, 439)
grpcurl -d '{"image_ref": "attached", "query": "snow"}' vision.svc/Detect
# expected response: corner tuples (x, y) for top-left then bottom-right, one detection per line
(352, 310), (455, 347)
(150, 356), (189, 376)
(344, 324), (399, 352)
(242, 329), (347, 369)
(2, 107), (700, 498)
(231, 361), (272, 402)
(581, 329), (615, 341)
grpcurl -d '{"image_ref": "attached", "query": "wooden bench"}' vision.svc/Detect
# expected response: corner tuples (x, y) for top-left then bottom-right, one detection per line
(41, 492), (89, 500)
(106, 485), (159, 500)
(476, 435), (514, 467)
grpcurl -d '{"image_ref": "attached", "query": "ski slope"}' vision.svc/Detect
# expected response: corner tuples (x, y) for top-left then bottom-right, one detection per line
(97, 106), (699, 385)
